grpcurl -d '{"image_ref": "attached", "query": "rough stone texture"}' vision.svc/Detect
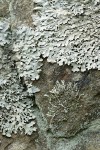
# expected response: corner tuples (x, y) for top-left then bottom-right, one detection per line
(0, 134), (37, 150)
(35, 62), (100, 138)
(10, 0), (34, 26)
(0, 0), (100, 150)
(0, 0), (10, 18)
(50, 119), (100, 150)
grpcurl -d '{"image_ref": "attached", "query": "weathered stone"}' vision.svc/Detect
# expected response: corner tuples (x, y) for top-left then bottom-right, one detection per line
(0, 0), (9, 18)
(35, 61), (100, 138)
(0, 0), (100, 150)
(10, 0), (34, 26)
(0, 134), (37, 150)
(50, 119), (100, 150)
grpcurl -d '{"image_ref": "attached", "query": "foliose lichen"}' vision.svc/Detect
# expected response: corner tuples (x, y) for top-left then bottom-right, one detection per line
(0, 56), (37, 137)
(0, 20), (10, 46)
(32, 0), (100, 72)
(12, 25), (43, 82)
(0, 24), (37, 137)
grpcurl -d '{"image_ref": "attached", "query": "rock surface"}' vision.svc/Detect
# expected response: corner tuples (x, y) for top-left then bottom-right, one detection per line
(0, 0), (100, 150)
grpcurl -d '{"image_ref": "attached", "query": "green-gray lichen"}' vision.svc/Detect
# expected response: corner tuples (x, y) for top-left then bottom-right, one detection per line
(0, 20), (10, 46)
(0, 59), (37, 137)
(0, 25), (37, 137)
(12, 0), (100, 82)
(12, 25), (43, 81)
(32, 0), (100, 72)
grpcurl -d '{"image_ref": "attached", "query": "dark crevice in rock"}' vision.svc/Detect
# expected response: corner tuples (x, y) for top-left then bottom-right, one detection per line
(46, 128), (53, 135)
(19, 76), (27, 91)
(75, 70), (90, 90)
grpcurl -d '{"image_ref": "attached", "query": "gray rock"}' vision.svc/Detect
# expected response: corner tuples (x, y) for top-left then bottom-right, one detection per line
(0, 0), (100, 150)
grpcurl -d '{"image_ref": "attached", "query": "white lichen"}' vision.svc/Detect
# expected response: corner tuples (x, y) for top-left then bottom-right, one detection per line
(12, 25), (43, 85)
(50, 80), (66, 94)
(0, 20), (10, 46)
(0, 76), (37, 137)
(32, 0), (100, 72)
(0, 45), (37, 137)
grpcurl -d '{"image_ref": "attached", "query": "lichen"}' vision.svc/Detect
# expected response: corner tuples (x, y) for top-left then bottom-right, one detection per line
(49, 80), (66, 95)
(32, 0), (100, 72)
(0, 19), (10, 46)
(12, 25), (43, 83)
(44, 81), (78, 130)
(0, 33), (37, 137)
(0, 77), (37, 137)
